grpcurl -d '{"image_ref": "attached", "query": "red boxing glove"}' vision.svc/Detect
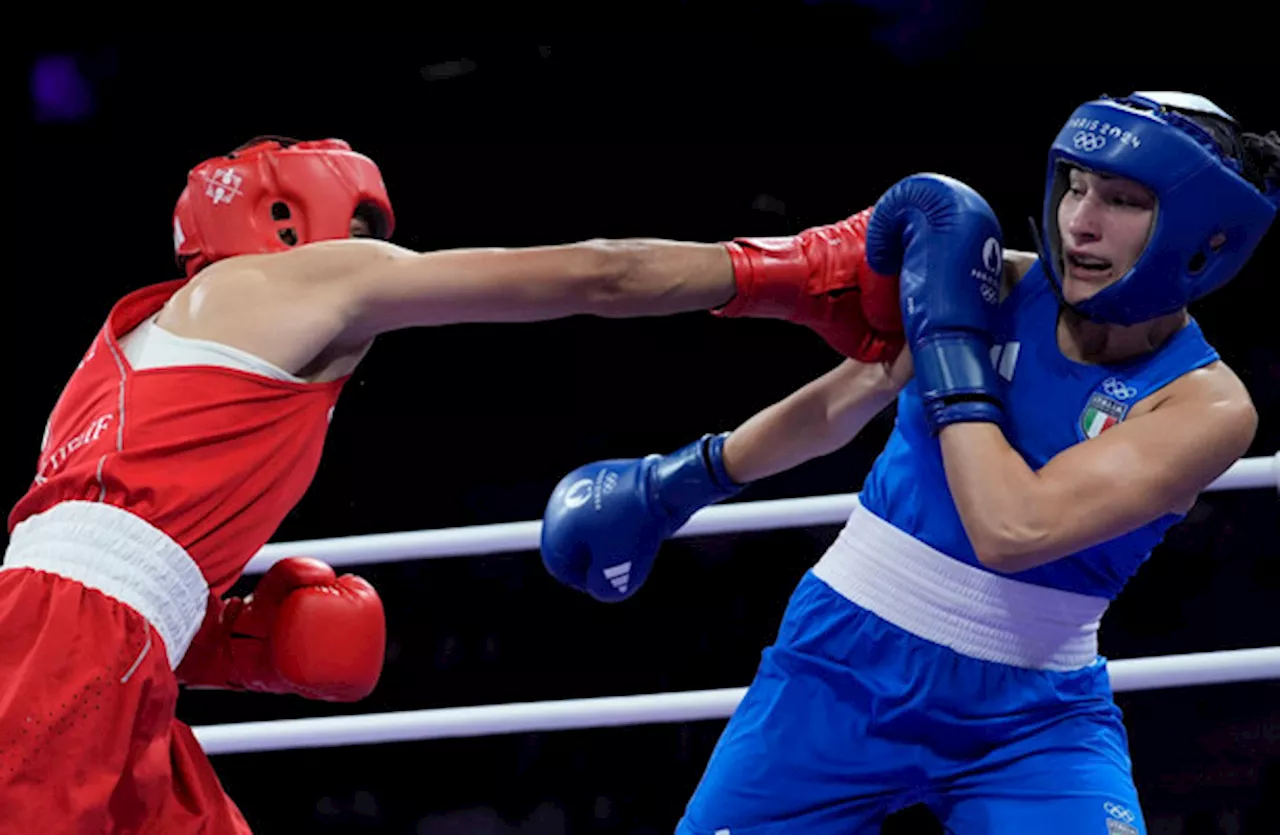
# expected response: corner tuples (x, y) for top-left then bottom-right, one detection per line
(177, 557), (386, 702)
(714, 207), (904, 362)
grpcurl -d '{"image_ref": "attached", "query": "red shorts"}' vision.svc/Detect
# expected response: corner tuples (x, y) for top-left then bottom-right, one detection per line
(0, 567), (251, 834)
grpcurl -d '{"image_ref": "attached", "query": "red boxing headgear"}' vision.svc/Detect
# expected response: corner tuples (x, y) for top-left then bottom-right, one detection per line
(172, 137), (395, 277)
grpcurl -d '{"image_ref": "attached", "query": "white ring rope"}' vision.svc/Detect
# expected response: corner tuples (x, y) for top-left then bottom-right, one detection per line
(246, 452), (1278, 574)
(194, 647), (1280, 755)
(195, 452), (1276, 757)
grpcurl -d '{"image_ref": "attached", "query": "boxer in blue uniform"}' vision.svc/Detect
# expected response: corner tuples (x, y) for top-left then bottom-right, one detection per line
(540, 92), (1279, 833)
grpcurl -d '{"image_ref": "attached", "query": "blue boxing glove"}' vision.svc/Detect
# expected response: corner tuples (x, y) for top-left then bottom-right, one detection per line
(541, 433), (744, 602)
(865, 173), (1006, 434)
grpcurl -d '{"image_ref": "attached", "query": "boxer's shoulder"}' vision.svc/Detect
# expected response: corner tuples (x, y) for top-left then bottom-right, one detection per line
(160, 240), (409, 323)
(152, 241), (405, 378)
(1003, 250), (1038, 285)
(190, 239), (406, 291)
(1000, 250), (1039, 301)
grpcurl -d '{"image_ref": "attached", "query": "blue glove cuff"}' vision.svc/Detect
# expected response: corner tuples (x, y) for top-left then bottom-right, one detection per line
(647, 433), (745, 523)
(913, 333), (1005, 434)
(925, 399), (1006, 432)
(702, 432), (740, 490)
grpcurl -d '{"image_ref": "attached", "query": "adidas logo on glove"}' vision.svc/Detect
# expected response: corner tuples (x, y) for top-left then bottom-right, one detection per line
(602, 561), (632, 594)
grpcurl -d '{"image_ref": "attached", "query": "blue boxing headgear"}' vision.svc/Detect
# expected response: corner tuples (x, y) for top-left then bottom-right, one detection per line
(1037, 91), (1279, 325)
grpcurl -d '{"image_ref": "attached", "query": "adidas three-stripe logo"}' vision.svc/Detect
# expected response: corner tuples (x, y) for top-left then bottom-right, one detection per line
(603, 561), (632, 594)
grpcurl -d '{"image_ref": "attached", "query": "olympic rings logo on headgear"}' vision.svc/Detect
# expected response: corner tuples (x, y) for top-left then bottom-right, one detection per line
(1101, 377), (1138, 401)
(1104, 802), (1137, 823)
(1072, 131), (1107, 152)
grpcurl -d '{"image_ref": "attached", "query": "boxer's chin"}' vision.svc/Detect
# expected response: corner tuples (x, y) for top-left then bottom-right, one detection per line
(1061, 270), (1118, 305)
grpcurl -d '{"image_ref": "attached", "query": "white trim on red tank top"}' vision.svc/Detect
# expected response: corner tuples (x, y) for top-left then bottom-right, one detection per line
(117, 314), (306, 383)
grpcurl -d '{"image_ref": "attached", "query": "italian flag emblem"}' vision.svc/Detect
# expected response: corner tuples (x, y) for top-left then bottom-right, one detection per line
(1080, 393), (1129, 439)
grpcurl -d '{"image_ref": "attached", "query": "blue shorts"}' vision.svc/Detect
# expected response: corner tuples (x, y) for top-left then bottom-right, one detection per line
(677, 571), (1146, 834)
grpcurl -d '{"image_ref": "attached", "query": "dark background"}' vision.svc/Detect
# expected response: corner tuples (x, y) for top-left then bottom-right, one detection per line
(9, 9), (1279, 834)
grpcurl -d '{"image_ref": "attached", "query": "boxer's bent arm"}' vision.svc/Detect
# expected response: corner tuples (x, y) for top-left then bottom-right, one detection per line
(323, 238), (735, 342)
(938, 363), (1257, 573)
(721, 356), (905, 484)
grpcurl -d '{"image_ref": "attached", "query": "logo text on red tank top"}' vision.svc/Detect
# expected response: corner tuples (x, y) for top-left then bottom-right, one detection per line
(36, 413), (114, 485)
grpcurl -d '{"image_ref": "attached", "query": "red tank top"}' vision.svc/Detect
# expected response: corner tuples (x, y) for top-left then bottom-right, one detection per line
(8, 279), (348, 597)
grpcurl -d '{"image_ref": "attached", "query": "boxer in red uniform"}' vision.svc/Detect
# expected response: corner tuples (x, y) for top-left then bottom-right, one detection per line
(0, 135), (903, 832)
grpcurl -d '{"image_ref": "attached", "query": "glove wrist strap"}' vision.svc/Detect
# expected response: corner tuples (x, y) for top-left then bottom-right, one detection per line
(913, 333), (1005, 434)
(648, 433), (745, 520)
(701, 432), (741, 489)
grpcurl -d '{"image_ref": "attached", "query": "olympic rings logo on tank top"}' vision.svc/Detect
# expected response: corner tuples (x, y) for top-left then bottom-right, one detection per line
(1104, 801), (1137, 824)
(1101, 377), (1138, 401)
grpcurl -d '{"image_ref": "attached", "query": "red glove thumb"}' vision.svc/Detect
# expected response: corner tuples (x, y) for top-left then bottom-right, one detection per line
(243, 558), (338, 621)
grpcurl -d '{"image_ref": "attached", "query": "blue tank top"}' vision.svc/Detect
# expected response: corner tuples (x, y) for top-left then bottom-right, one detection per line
(859, 260), (1219, 599)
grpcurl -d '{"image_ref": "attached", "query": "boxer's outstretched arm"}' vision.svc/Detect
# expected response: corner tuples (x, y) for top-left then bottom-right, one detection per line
(159, 237), (734, 370)
(322, 237), (736, 342)
(720, 352), (911, 483)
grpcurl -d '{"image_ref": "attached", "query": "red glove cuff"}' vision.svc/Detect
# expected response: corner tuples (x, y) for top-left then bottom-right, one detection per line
(175, 592), (241, 688)
(714, 238), (811, 320)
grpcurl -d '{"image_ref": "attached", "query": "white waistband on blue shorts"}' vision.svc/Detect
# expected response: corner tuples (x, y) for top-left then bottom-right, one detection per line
(2, 501), (209, 669)
(811, 497), (1109, 671)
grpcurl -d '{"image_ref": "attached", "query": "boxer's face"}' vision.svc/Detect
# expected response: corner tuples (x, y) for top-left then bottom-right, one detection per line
(1056, 166), (1156, 305)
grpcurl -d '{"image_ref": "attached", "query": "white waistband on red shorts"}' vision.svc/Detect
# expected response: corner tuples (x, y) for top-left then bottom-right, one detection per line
(2, 501), (209, 669)
(811, 497), (1109, 672)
